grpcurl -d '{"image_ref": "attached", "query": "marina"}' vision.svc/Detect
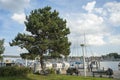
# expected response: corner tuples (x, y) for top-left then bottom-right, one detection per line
(0, 1), (120, 80)
(1, 57), (120, 79)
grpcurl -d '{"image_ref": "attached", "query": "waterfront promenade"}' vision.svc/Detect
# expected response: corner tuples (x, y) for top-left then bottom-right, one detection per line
(78, 70), (120, 79)
(61, 68), (120, 79)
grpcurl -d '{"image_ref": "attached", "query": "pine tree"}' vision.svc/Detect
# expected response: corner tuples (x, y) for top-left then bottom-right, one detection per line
(10, 6), (71, 71)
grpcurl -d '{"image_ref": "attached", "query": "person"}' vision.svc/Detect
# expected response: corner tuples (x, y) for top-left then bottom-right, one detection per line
(90, 63), (93, 72)
(75, 67), (81, 76)
(106, 68), (113, 78)
(87, 65), (90, 72)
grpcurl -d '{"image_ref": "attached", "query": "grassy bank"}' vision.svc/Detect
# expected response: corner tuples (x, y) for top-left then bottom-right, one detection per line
(0, 74), (117, 80)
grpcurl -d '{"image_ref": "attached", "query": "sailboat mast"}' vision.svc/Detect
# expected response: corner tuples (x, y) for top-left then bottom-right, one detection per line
(80, 32), (87, 77)
(81, 44), (86, 77)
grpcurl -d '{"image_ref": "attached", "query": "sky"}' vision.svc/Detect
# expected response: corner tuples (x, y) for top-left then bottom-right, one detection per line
(0, 0), (120, 57)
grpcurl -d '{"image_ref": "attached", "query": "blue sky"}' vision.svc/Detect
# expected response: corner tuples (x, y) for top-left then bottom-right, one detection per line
(0, 0), (120, 57)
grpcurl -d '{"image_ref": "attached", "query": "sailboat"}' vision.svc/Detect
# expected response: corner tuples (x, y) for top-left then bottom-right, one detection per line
(118, 62), (120, 70)
(80, 33), (101, 76)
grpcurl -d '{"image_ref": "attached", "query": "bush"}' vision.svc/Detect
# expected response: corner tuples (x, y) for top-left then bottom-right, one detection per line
(34, 68), (56, 75)
(46, 68), (56, 74)
(66, 68), (78, 75)
(34, 71), (40, 75)
(0, 66), (32, 77)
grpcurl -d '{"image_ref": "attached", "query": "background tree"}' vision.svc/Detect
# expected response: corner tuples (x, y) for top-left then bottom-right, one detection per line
(10, 6), (71, 70)
(102, 52), (120, 60)
(108, 53), (120, 59)
(0, 39), (5, 60)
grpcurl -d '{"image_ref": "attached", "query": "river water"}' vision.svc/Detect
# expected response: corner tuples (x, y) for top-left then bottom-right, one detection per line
(100, 61), (120, 70)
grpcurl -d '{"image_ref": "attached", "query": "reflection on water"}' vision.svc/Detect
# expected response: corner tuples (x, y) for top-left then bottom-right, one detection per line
(100, 61), (119, 70)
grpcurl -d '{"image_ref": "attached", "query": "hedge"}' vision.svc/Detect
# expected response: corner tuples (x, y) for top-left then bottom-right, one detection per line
(0, 66), (32, 77)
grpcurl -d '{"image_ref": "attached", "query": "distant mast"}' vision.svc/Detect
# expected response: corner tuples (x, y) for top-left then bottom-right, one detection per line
(80, 32), (86, 77)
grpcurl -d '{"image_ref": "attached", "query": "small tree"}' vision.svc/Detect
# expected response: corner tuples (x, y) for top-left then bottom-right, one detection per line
(0, 39), (5, 60)
(10, 6), (71, 71)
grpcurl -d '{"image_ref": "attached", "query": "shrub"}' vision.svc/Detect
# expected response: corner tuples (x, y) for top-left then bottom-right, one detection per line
(34, 71), (40, 75)
(34, 68), (56, 75)
(0, 66), (32, 77)
(66, 68), (78, 75)
(46, 68), (56, 74)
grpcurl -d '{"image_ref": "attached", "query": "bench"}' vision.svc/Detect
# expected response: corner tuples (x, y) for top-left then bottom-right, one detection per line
(92, 68), (114, 78)
(92, 70), (107, 77)
(66, 68), (81, 75)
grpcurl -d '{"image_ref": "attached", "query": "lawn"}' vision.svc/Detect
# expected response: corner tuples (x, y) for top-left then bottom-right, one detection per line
(0, 74), (117, 80)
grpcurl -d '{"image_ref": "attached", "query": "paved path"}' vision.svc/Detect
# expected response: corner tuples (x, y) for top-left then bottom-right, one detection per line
(61, 68), (120, 79)
(79, 70), (120, 79)
(113, 70), (120, 79)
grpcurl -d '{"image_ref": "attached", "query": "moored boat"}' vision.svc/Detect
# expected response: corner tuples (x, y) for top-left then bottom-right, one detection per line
(118, 62), (120, 70)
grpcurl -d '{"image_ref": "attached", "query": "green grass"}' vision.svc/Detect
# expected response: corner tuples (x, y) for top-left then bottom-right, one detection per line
(0, 74), (117, 80)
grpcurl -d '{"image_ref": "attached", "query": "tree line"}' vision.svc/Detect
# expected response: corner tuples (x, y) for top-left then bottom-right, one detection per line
(102, 53), (120, 59)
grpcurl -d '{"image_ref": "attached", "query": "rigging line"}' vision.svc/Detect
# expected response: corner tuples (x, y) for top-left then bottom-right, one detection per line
(76, 39), (80, 57)
(88, 45), (94, 57)
(75, 40), (78, 57)
(72, 43), (76, 57)
(83, 32), (94, 57)
(84, 33), (95, 61)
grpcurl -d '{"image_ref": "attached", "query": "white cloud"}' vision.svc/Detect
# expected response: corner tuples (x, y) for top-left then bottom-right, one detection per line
(108, 35), (120, 45)
(49, 0), (69, 6)
(109, 13), (120, 26)
(17, 47), (28, 53)
(103, 2), (120, 26)
(11, 13), (26, 24)
(77, 13), (105, 33)
(83, 1), (96, 13)
(94, 8), (108, 16)
(95, 2), (120, 27)
(66, 1), (120, 47)
(4, 42), (9, 47)
(66, 13), (105, 34)
(86, 34), (106, 46)
(69, 34), (106, 47)
(105, 2), (120, 27)
(0, 0), (30, 13)
(0, 0), (30, 24)
(66, 13), (108, 46)
(104, 2), (120, 13)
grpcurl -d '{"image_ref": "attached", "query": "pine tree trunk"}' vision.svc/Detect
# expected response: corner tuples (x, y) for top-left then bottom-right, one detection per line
(40, 55), (44, 70)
